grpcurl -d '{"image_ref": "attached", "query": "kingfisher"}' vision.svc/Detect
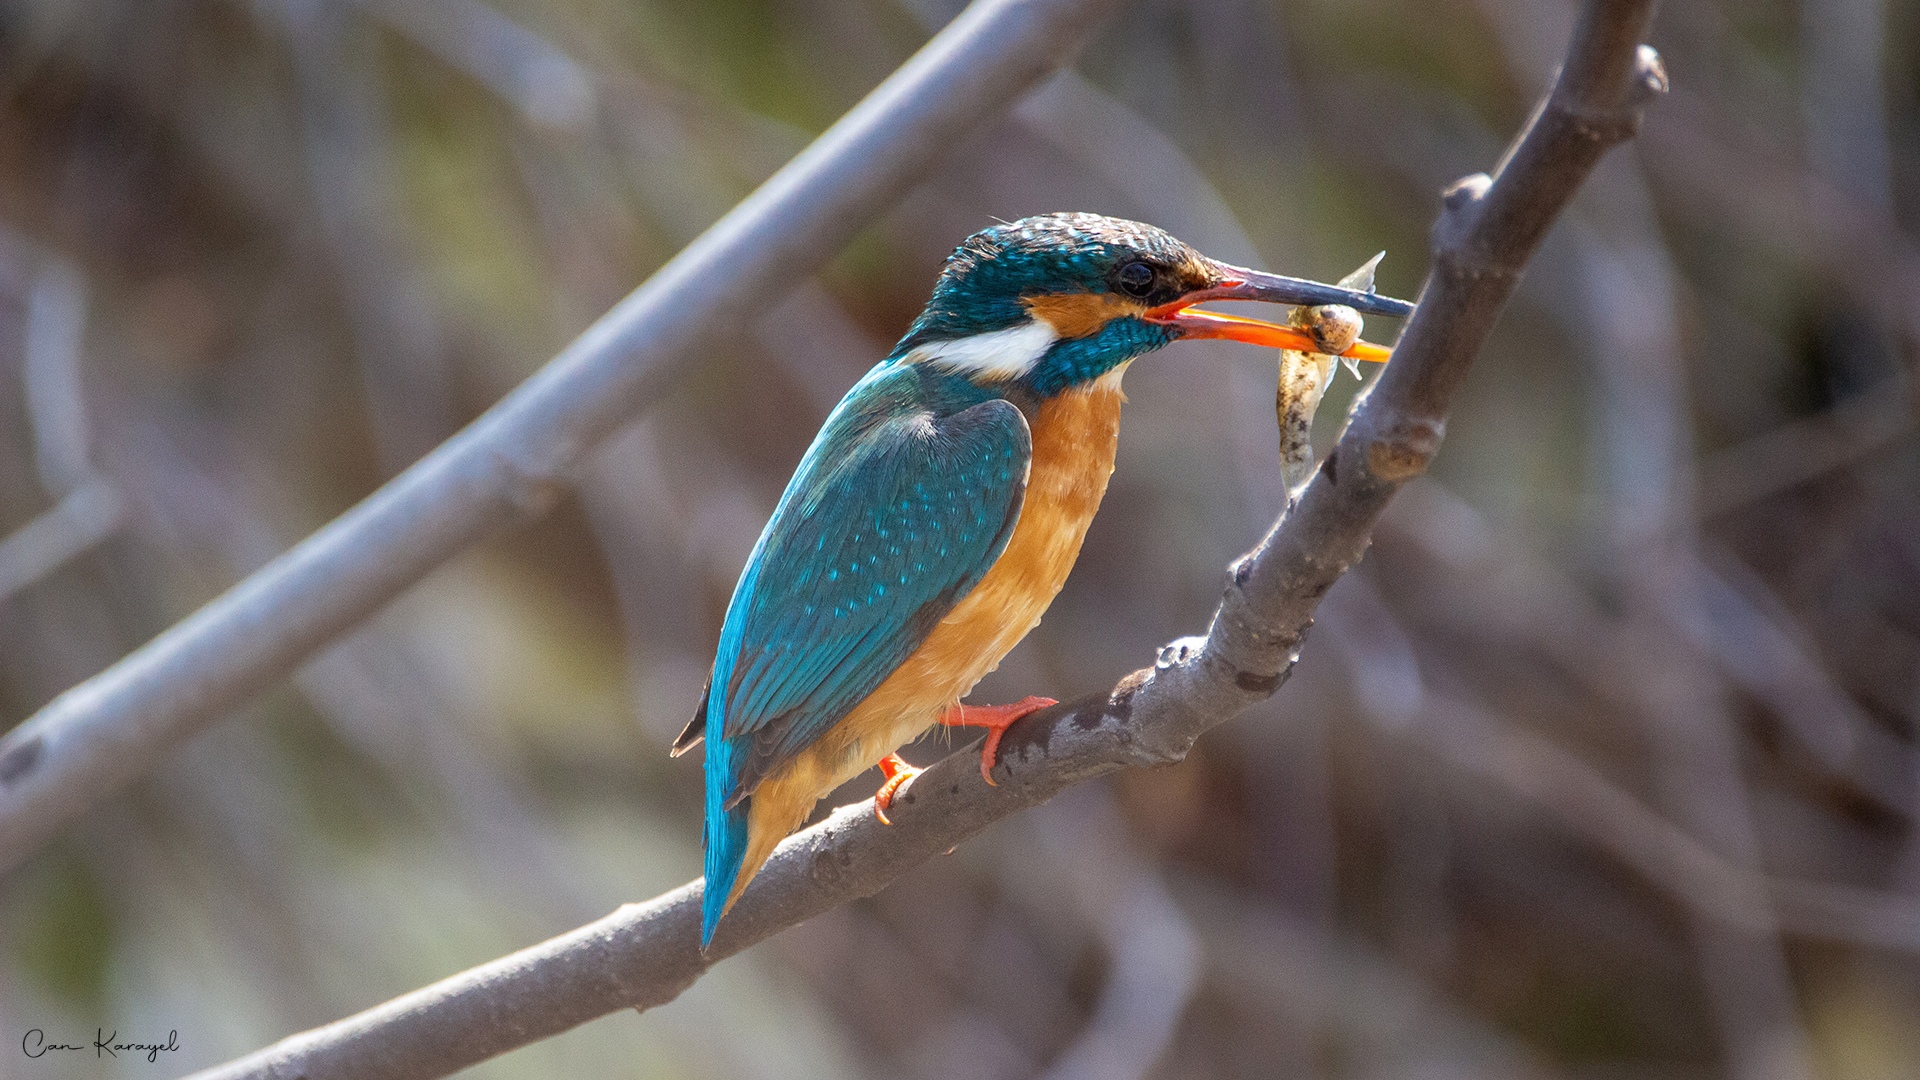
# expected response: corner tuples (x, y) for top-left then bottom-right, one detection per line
(674, 213), (1413, 946)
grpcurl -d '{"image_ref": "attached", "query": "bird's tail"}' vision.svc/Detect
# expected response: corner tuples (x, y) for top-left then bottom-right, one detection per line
(701, 755), (750, 949)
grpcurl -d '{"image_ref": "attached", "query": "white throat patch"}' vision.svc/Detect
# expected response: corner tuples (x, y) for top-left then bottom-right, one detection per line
(907, 319), (1059, 380)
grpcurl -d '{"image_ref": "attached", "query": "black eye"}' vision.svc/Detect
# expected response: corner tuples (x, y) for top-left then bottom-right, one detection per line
(1115, 260), (1156, 298)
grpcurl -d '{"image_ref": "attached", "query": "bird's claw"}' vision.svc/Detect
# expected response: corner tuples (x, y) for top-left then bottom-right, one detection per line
(873, 753), (921, 825)
(938, 695), (1058, 786)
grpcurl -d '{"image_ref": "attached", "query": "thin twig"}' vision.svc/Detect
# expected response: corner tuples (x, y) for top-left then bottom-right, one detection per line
(1694, 377), (1915, 516)
(0, 0), (1124, 873)
(186, 4), (1666, 1078)
(1378, 480), (1917, 817)
(0, 480), (123, 605)
(1032, 788), (1200, 1080)
(1580, 131), (1820, 1080)
(1311, 535), (1920, 956)
(350, 0), (597, 132)
(0, 252), (125, 605)
(22, 259), (92, 495)
(1178, 878), (1565, 1080)
(1400, 689), (1920, 953)
(280, 0), (461, 474)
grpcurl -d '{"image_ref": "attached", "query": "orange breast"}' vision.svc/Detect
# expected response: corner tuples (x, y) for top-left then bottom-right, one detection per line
(837, 363), (1128, 764)
(732, 366), (1130, 902)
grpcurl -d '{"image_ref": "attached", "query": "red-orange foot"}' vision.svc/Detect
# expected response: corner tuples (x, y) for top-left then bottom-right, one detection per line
(873, 753), (921, 825)
(937, 695), (1058, 786)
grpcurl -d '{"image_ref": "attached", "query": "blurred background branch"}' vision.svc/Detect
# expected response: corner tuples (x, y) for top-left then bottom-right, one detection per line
(0, 240), (124, 606)
(0, 0), (1122, 878)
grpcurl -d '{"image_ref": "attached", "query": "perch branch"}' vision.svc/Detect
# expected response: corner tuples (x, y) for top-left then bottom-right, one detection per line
(187, 2), (1666, 1078)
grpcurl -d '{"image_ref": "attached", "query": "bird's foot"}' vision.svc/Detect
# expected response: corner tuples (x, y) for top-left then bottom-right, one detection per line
(873, 753), (921, 825)
(937, 696), (1057, 786)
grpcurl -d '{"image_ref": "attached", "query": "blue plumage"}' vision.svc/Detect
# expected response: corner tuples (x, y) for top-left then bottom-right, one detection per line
(695, 362), (1031, 943)
(895, 215), (1202, 347)
(1022, 316), (1172, 396)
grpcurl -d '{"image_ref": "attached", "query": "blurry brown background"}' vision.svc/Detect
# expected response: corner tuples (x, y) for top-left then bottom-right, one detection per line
(1, 0), (1917, 1077)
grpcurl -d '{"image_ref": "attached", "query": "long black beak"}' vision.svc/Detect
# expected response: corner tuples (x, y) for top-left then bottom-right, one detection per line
(1141, 261), (1416, 360)
(1200, 263), (1416, 318)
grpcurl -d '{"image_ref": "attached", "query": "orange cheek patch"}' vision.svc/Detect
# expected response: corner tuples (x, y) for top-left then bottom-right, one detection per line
(1022, 291), (1147, 339)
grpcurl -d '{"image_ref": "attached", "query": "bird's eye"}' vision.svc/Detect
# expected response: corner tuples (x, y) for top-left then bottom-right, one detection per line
(1115, 260), (1156, 298)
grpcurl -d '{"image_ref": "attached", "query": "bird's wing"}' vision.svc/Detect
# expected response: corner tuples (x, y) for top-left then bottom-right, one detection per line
(706, 390), (1030, 804)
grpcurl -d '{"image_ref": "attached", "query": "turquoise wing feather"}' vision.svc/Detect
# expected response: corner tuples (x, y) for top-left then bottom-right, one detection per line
(705, 367), (1031, 805)
(694, 364), (1029, 944)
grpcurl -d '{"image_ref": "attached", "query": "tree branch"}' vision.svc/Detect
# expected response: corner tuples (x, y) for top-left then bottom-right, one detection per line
(0, 0), (1122, 873)
(185, 2), (1667, 1078)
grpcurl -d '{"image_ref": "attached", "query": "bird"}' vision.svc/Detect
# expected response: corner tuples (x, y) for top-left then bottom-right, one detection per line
(673, 212), (1414, 947)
